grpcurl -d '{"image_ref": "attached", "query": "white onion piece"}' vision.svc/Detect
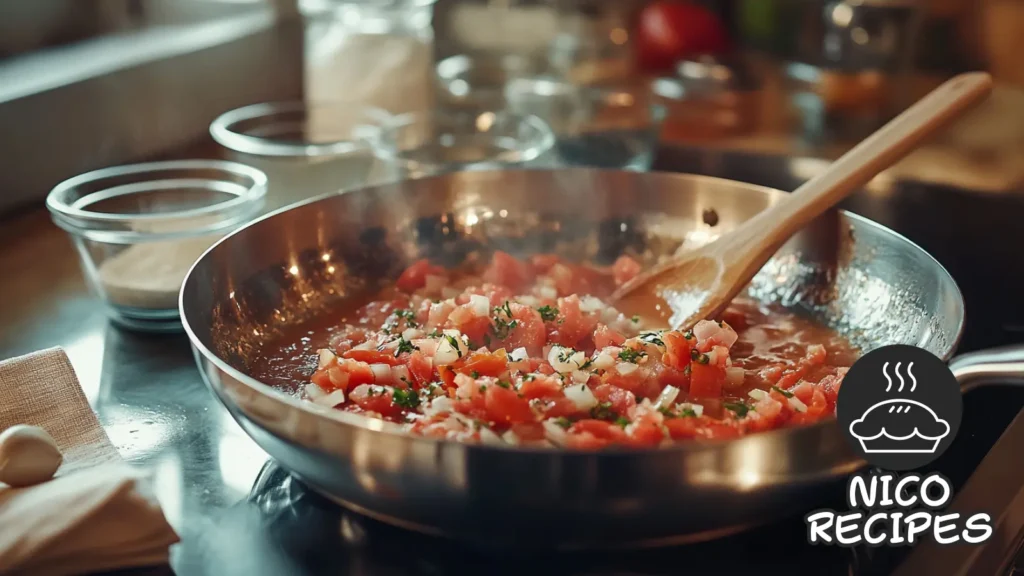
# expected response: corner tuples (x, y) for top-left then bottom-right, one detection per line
(726, 367), (745, 386)
(693, 319), (739, 348)
(510, 347), (528, 362)
(391, 365), (410, 383)
(788, 396), (808, 412)
(423, 396), (454, 417)
(305, 383), (327, 400)
(592, 352), (615, 371)
(352, 340), (376, 351)
(479, 426), (505, 446)
(677, 402), (704, 417)
(313, 389), (347, 407)
(571, 370), (590, 384)
(501, 430), (521, 446)
(616, 362), (638, 375)
(317, 349), (337, 369)
(434, 337), (461, 366)
(748, 389), (769, 401)
(453, 373), (476, 398)
(654, 385), (681, 409)
(402, 328), (423, 341)
(542, 420), (568, 446)
(412, 338), (438, 356)
(548, 346), (585, 373)
(425, 274), (447, 293)
(705, 348), (719, 366)
(517, 295), (540, 308)
(469, 294), (490, 317)
(442, 329), (470, 354)
(370, 363), (393, 383)
(579, 296), (604, 313)
(380, 338), (401, 351)
(564, 383), (598, 410)
(537, 285), (557, 300)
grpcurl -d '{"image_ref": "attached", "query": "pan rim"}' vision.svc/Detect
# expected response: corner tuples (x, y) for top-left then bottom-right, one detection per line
(180, 169), (966, 457)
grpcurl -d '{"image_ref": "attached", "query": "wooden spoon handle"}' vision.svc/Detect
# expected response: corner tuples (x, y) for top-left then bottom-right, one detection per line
(725, 72), (993, 252)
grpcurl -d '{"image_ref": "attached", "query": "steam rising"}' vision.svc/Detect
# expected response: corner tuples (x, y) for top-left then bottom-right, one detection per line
(882, 361), (917, 393)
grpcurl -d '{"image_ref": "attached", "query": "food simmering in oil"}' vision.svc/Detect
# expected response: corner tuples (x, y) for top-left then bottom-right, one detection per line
(250, 252), (858, 449)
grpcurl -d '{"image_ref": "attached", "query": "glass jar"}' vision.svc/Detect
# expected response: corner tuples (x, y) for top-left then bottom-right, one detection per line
(301, 0), (437, 117)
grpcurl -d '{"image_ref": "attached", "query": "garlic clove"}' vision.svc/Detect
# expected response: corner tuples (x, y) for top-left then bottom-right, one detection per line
(0, 424), (63, 487)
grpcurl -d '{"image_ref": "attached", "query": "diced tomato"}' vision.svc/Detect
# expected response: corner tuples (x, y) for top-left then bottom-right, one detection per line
(348, 385), (402, 418)
(627, 422), (665, 447)
(407, 351), (433, 387)
(662, 330), (695, 370)
(438, 365), (456, 390)
(548, 295), (599, 348)
(568, 419), (628, 444)
(541, 397), (583, 418)
(458, 284), (516, 308)
(453, 349), (508, 378)
(653, 362), (690, 390)
(396, 259), (444, 293)
(483, 251), (532, 293)
(565, 431), (609, 450)
(689, 362), (724, 399)
(592, 384), (636, 416)
(510, 422), (546, 442)
(484, 385), (535, 424)
(529, 254), (561, 274)
(594, 324), (626, 348)
(445, 307), (493, 345)
(496, 303), (546, 355)
(520, 375), (563, 399)
(310, 368), (334, 391)
(612, 255), (642, 286)
(343, 349), (404, 366)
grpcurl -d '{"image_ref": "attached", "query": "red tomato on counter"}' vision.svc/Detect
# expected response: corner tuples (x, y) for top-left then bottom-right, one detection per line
(635, 1), (730, 72)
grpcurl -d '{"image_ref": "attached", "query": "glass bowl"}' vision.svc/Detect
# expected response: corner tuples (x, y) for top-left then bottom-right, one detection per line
(46, 160), (267, 332)
(370, 109), (555, 180)
(504, 78), (667, 171)
(210, 102), (393, 211)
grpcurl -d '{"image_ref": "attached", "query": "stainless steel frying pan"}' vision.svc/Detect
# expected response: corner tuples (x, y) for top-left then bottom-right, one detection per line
(180, 169), (1024, 548)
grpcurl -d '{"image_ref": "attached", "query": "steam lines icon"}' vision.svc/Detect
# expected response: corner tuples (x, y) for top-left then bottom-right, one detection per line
(849, 362), (951, 454)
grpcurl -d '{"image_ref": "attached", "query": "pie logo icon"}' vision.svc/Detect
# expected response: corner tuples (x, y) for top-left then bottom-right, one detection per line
(837, 346), (962, 471)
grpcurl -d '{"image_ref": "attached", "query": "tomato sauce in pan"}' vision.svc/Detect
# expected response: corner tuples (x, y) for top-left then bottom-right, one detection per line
(250, 252), (858, 449)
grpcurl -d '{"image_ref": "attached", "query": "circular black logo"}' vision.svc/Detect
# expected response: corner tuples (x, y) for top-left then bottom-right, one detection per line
(836, 344), (962, 471)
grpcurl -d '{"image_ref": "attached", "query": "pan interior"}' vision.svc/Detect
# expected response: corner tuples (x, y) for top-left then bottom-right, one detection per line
(182, 169), (962, 377)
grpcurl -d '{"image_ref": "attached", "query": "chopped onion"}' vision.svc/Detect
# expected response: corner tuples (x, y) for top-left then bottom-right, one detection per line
(510, 347), (528, 362)
(412, 338), (438, 356)
(305, 383), (326, 400)
(391, 365), (410, 383)
(788, 396), (808, 412)
(469, 294), (490, 317)
(579, 296), (604, 313)
(453, 373), (476, 398)
(537, 285), (557, 300)
(402, 328), (423, 341)
(548, 345), (585, 373)
(571, 370), (590, 384)
(654, 385), (681, 409)
(501, 430), (521, 446)
(379, 338), (401, 351)
(543, 420), (568, 446)
(693, 319), (739, 348)
(726, 367), (745, 386)
(592, 352), (615, 371)
(370, 363), (393, 383)
(616, 362), (638, 375)
(677, 402), (704, 417)
(517, 295), (540, 308)
(423, 396), (454, 417)
(479, 426), (505, 446)
(748, 388), (770, 401)
(564, 383), (598, 410)
(706, 348), (719, 366)
(352, 340), (376, 352)
(313, 389), (346, 407)
(317, 349), (337, 369)
(435, 336), (461, 366)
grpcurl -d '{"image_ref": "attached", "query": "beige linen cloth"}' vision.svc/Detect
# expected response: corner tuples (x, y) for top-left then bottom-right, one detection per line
(0, 348), (179, 576)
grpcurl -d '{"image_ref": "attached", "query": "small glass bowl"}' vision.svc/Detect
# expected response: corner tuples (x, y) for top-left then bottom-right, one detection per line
(504, 78), (667, 171)
(370, 109), (555, 180)
(435, 52), (550, 111)
(210, 102), (393, 211)
(46, 160), (267, 332)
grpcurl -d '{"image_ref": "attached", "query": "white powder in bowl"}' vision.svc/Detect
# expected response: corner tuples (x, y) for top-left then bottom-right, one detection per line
(97, 234), (222, 310)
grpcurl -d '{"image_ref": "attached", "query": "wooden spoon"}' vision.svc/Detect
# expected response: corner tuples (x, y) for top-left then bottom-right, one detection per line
(610, 72), (993, 330)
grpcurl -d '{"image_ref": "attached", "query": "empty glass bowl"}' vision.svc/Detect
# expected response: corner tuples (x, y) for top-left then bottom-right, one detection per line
(46, 160), (267, 332)
(504, 79), (667, 171)
(370, 109), (555, 180)
(210, 102), (392, 211)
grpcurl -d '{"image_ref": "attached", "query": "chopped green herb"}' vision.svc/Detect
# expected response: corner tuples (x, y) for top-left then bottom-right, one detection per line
(657, 406), (676, 418)
(772, 385), (794, 398)
(394, 336), (420, 357)
(590, 401), (615, 420)
(640, 332), (665, 347)
(470, 371), (481, 379)
(578, 358), (594, 370)
(614, 417), (631, 428)
(427, 329), (442, 338)
(618, 348), (646, 363)
(523, 374), (536, 381)
(537, 305), (558, 322)
(393, 308), (419, 328)
(496, 380), (511, 389)
(443, 334), (464, 358)
(631, 315), (640, 323)
(479, 384), (487, 393)
(723, 401), (749, 418)
(690, 348), (709, 364)
(491, 316), (519, 340)
(683, 329), (694, 340)
(680, 407), (697, 418)
(553, 417), (572, 429)
(392, 388), (421, 409)
(495, 300), (514, 319)
(557, 348), (575, 363)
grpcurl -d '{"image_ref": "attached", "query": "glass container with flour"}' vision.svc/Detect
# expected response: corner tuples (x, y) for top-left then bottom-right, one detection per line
(46, 160), (267, 332)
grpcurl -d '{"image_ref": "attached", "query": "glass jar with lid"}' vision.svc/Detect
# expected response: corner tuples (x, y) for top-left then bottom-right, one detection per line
(300, 0), (436, 117)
